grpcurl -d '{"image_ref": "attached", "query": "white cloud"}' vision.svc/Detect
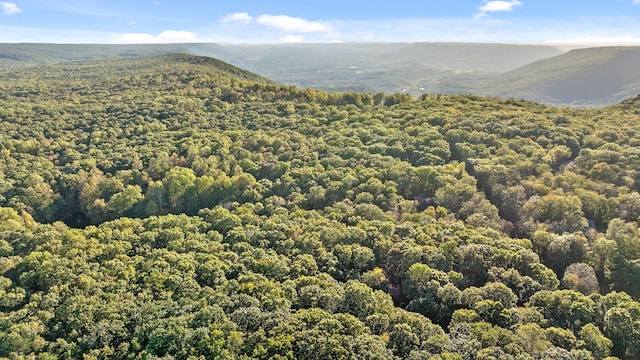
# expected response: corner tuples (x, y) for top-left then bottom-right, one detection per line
(111, 30), (198, 43)
(221, 12), (252, 24)
(475, 0), (522, 18)
(256, 14), (332, 33)
(1, 2), (22, 15)
(281, 35), (304, 43)
(635, 0), (640, 4)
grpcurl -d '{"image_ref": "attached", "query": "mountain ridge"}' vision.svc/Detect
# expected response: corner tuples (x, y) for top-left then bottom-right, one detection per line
(484, 46), (640, 107)
(2, 43), (640, 107)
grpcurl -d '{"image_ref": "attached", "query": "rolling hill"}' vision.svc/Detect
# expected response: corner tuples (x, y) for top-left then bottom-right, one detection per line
(484, 46), (640, 107)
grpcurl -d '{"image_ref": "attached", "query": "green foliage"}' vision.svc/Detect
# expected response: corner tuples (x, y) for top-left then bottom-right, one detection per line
(1, 53), (640, 359)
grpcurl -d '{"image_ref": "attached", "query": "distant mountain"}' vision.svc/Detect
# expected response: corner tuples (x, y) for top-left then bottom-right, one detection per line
(0, 43), (190, 69)
(0, 53), (271, 86)
(373, 42), (563, 71)
(485, 46), (640, 107)
(4, 43), (640, 107)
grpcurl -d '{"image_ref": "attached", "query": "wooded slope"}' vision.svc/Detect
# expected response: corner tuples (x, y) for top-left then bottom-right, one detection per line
(1, 54), (640, 359)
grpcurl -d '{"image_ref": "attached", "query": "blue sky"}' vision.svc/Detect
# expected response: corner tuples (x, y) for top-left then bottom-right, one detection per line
(2, 0), (640, 46)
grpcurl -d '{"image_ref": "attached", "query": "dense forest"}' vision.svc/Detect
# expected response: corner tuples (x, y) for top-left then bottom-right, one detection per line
(1, 54), (640, 359)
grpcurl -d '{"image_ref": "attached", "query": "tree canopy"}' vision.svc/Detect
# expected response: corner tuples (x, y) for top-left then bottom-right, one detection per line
(1, 54), (640, 359)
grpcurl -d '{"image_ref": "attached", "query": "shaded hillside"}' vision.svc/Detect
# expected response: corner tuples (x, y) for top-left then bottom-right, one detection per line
(487, 46), (640, 107)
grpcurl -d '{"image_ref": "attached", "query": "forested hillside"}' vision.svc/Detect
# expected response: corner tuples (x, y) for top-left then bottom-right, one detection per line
(487, 47), (640, 107)
(1, 54), (640, 359)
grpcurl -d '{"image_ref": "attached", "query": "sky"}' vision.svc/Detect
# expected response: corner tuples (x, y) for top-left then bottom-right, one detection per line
(2, 0), (640, 47)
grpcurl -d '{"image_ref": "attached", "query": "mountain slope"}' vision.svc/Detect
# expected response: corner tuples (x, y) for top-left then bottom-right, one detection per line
(487, 46), (640, 106)
(374, 42), (562, 71)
